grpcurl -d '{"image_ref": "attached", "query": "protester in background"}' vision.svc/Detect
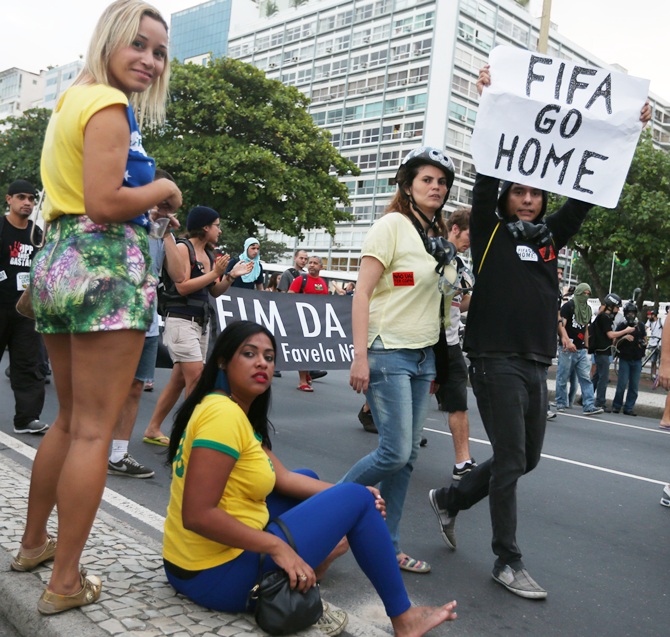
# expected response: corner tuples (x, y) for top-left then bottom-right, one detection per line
(433, 207), (476, 480)
(344, 146), (456, 574)
(288, 256), (329, 392)
(265, 272), (281, 292)
(333, 281), (356, 296)
(611, 302), (646, 416)
(647, 309), (663, 379)
(277, 249), (308, 292)
(554, 284), (603, 415)
(656, 317), (670, 504)
(163, 320), (458, 635)
(225, 237), (265, 290)
(143, 206), (250, 444)
(12, 0), (181, 614)
(427, 65), (651, 600)
(107, 169), (187, 476)
(1, 179), (47, 434)
(591, 293), (635, 410)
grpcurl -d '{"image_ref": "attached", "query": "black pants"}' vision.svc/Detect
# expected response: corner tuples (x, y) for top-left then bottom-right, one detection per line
(0, 305), (46, 427)
(442, 357), (548, 567)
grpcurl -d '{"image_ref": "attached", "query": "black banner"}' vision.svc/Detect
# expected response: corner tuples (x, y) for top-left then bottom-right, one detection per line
(212, 289), (354, 371)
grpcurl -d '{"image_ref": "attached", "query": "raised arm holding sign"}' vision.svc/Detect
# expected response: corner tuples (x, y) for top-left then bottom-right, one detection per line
(471, 46), (650, 208)
(427, 56), (651, 602)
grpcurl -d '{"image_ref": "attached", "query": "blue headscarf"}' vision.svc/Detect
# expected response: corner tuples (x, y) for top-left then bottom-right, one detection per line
(239, 237), (261, 283)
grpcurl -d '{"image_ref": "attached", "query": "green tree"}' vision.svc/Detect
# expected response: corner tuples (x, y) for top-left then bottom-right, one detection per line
(146, 58), (359, 238)
(555, 130), (670, 309)
(0, 108), (51, 194)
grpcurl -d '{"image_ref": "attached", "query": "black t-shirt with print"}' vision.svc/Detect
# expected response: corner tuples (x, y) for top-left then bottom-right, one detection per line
(0, 219), (40, 307)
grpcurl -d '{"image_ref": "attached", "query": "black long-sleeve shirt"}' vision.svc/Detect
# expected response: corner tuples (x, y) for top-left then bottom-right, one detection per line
(463, 174), (592, 365)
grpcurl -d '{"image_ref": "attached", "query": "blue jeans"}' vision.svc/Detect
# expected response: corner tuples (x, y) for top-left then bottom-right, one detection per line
(592, 353), (611, 407)
(340, 339), (435, 552)
(613, 358), (642, 412)
(440, 357), (548, 567)
(555, 349), (596, 412)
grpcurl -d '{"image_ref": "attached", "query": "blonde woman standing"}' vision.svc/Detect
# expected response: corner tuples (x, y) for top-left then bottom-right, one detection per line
(11, 0), (180, 615)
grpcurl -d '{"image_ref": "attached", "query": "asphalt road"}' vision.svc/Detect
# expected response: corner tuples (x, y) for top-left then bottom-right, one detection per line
(2, 366), (669, 637)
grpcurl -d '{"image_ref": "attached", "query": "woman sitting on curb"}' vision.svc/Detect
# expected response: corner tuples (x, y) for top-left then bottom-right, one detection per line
(163, 320), (458, 636)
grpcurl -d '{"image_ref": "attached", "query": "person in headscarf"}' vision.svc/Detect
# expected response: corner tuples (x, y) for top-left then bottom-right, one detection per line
(554, 283), (603, 415)
(225, 237), (264, 290)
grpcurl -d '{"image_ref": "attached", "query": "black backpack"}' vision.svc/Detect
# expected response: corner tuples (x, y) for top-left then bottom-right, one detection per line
(156, 238), (214, 316)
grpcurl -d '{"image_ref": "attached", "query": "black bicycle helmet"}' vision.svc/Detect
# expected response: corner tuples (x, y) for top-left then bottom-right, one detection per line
(603, 293), (622, 309)
(395, 146), (456, 189)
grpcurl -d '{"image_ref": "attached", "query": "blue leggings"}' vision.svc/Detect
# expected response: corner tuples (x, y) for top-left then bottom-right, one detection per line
(165, 471), (411, 617)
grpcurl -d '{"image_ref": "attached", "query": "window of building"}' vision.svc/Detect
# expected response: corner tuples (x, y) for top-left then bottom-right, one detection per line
(378, 150), (401, 167)
(414, 11), (434, 30)
(364, 101), (383, 119)
(362, 126), (380, 143)
(46, 77), (58, 86)
(406, 93), (427, 111)
(342, 130), (361, 146)
(404, 120), (424, 138)
(391, 42), (411, 61)
(452, 75), (478, 101)
(355, 3), (373, 22)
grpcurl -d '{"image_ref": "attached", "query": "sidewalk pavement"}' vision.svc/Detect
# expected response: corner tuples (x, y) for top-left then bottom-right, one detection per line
(1, 372), (666, 637)
(0, 455), (386, 637)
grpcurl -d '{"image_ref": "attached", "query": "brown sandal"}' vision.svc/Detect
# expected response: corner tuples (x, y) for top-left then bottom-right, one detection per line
(37, 570), (102, 615)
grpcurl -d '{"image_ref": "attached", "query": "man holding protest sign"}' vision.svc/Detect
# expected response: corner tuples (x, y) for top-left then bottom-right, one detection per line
(428, 55), (651, 600)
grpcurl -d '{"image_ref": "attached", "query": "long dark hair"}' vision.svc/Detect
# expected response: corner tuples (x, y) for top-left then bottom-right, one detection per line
(167, 321), (276, 463)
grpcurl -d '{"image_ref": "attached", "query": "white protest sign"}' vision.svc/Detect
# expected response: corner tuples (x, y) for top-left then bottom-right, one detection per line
(470, 46), (649, 208)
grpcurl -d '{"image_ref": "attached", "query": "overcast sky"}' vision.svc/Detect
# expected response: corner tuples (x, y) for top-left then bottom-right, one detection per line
(1, 0), (667, 101)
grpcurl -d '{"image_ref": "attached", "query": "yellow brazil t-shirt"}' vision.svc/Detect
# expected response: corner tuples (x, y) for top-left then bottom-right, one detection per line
(363, 212), (441, 349)
(163, 394), (276, 571)
(40, 84), (129, 222)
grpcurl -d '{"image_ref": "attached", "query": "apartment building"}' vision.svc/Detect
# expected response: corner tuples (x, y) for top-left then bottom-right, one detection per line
(174, 0), (670, 270)
(0, 67), (44, 122)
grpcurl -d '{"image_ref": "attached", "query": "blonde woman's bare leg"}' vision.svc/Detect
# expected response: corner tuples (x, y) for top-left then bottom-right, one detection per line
(46, 330), (144, 595)
(19, 334), (73, 550)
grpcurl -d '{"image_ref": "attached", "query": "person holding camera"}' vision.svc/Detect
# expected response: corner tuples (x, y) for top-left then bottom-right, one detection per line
(590, 293), (635, 410)
(427, 66), (652, 600)
(344, 146), (456, 574)
(611, 302), (646, 415)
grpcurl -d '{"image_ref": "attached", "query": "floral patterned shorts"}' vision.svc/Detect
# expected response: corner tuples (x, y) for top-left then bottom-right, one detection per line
(31, 215), (156, 334)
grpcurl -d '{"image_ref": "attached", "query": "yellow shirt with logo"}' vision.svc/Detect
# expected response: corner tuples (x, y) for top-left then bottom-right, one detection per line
(163, 394), (276, 570)
(362, 212), (440, 349)
(40, 84), (129, 222)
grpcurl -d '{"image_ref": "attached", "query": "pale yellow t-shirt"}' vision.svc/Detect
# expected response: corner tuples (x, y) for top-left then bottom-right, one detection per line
(40, 84), (129, 222)
(363, 212), (440, 349)
(163, 394), (277, 571)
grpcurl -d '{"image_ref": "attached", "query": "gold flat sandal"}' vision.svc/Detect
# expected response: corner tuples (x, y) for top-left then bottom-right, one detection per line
(37, 571), (102, 615)
(10, 535), (57, 572)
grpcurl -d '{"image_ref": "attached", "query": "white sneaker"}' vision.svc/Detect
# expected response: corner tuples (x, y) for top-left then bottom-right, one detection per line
(660, 484), (670, 507)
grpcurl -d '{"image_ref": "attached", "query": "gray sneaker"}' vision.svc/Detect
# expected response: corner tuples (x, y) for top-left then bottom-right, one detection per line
(546, 410), (557, 420)
(583, 406), (604, 415)
(108, 453), (154, 478)
(428, 489), (457, 550)
(492, 564), (547, 599)
(14, 419), (49, 434)
(660, 484), (670, 507)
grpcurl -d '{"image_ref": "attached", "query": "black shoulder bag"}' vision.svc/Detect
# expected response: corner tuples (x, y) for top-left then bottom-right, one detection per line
(248, 518), (323, 635)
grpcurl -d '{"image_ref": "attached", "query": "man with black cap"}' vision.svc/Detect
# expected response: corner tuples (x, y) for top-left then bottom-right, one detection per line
(428, 67), (652, 600)
(1, 180), (48, 434)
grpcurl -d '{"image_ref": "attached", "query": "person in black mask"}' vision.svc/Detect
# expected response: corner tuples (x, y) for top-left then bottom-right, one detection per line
(611, 302), (646, 415)
(428, 65), (652, 600)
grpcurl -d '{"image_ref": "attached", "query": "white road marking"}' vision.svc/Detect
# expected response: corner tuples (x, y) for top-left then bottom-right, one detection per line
(0, 431), (166, 532)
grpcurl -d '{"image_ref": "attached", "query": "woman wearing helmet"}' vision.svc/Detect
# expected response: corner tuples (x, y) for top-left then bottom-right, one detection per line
(341, 146), (456, 573)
